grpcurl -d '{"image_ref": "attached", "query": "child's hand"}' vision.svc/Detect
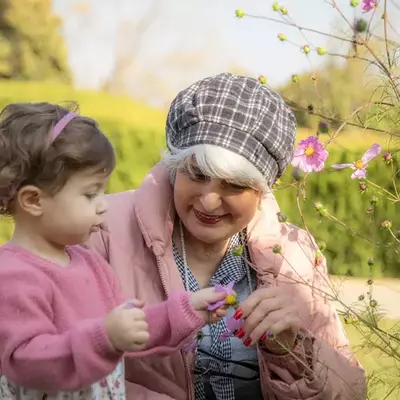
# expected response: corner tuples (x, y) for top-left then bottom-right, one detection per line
(104, 299), (149, 352)
(190, 288), (233, 323)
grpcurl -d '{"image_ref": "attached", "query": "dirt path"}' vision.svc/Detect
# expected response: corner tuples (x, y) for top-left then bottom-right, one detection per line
(330, 276), (400, 319)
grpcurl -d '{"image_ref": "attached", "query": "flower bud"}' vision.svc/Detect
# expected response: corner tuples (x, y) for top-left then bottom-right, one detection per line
(359, 182), (367, 192)
(291, 74), (299, 83)
(292, 167), (303, 181)
(355, 18), (367, 33)
(316, 47), (326, 55)
(272, 244), (282, 254)
(318, 120), (329, 134)
(280, 6), (288, 15)
(272, 178), (282, 189)
(370, 195), (378, 205)
(358, 294), (365, 301)
(319, 207), (329, 217)
(277, 33), (287, 41)
(235, 9), (245, 18)
(383, 152), (392, 162)
(258, 75), (267, 85)
(302, 45), (311, 54)
(369, 299), (377, 308)
(314, 251), (323, 266)
(367, 257), (374, 266)
(350, 0), (360, 5)
(231, 246), (244, 256)
(277, 212), (287, 223)
(317, 240), (327, 251)
(272, 2), (280, 11)
(314, 201), (324, 212)
(381, 220), (392, 229)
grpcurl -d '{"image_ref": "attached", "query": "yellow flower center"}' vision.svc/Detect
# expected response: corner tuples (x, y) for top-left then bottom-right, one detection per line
(355, 160), (364, 169)
(225, 294), (238, 306)
(305, 146), (315, 157)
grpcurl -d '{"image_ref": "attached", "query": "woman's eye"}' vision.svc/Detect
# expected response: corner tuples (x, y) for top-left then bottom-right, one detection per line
(191, 173), (208, 181)
(85, 193), (97, 200)
(223, 181), (247, 191)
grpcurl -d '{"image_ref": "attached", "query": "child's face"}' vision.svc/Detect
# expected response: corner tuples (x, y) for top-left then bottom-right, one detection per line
(40, 169), (109, 245)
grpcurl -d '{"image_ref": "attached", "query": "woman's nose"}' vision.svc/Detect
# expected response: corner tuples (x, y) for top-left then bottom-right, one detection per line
(199, 184), (222, 212)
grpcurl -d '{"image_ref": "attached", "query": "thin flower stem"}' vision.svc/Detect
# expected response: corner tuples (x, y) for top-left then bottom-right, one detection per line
(388, 228), (400, 244)
(365, 179), (399, 201)
(244, 14), (359, 45)
(383, 0), (392, 70)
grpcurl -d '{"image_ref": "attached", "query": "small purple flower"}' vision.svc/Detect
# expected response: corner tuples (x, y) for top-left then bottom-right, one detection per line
(332, 143), (381, 179)
(361, 0), (377, 12)
(207, 281), (235, 311)
(291, 136), (328, 173)
(219, 317), (244, 341)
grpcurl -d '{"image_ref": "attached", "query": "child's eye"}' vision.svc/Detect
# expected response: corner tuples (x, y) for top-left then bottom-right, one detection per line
(85, 193), (97, 200)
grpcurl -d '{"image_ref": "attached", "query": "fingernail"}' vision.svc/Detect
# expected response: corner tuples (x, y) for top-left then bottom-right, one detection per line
(243, 337), (252, 347)
(125, 302), (136, 309)
(233, 309), (243, 320)
(235, 328), (246, 339)
(259, 332), (267, 341)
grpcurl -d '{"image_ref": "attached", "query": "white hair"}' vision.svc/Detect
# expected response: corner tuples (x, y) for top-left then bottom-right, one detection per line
(162, 144), (269, 193)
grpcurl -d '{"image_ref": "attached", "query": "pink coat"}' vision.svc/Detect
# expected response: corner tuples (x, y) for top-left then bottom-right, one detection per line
(87, 163), (367, 400)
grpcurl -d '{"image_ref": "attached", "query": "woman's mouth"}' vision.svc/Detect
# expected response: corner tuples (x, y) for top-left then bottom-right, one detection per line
(193, 209), (223, 225)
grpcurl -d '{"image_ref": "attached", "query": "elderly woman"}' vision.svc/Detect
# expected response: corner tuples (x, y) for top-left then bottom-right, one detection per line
(88, 73), (366, 400)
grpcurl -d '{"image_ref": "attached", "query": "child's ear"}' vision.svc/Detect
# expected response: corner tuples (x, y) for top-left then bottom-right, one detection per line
(17, 185), (46, 217)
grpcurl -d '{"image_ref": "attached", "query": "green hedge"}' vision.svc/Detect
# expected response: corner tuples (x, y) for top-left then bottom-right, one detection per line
(1, 130), (398, 277)
(275, 151), (399, 277)
(0, 80), (398, 277)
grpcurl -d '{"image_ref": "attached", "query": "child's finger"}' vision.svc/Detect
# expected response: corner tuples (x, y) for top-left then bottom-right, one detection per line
(123, 299), (145, 309)
(132, 331), (150, 345)
(215, 308), (228, 317)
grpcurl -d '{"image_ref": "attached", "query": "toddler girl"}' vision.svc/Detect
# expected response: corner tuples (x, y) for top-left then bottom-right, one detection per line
(0, 102), (229, 399)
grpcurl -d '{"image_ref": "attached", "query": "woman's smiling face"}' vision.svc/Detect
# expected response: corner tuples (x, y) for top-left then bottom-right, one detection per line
(173, 162), (262, 245)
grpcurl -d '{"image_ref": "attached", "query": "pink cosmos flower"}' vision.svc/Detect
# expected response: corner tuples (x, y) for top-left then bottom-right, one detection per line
(361, 0), (378, 12)
(219, 316), (244, 341)
(207, 281), (235, 311)
(291, 136), (329, 173)
(332, 143), (381, 179)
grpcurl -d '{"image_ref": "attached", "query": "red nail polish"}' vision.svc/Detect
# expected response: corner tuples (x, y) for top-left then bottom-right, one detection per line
(243, 337), (252, 346)
(233, 309), (243, 320)
(259, 332), (267, 342)
(236, 328), (245, 339)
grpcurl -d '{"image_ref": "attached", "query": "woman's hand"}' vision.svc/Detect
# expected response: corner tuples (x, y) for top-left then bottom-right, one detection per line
(233, 287), (301, 354)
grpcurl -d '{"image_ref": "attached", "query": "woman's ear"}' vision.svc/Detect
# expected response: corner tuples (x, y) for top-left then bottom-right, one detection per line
(16, 185), (45, 217)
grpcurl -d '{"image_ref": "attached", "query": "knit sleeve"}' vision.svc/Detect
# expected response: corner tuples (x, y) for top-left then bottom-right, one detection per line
(130, 291), (206, 357)
(0, 266), (122, 392)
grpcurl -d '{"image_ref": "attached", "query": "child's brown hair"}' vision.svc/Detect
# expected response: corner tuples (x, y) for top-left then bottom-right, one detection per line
(0, 102), (116, 216)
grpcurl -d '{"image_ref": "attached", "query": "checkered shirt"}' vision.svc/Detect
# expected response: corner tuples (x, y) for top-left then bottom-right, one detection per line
(166, 72), (296, 186)
(173, 234), (259, 400)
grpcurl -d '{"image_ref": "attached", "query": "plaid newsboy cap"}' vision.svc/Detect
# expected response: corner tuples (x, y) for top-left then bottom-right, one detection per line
(166, 72), (297, 186)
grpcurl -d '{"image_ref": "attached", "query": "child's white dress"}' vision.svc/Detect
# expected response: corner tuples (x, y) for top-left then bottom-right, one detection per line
(0, 362), (125, 400)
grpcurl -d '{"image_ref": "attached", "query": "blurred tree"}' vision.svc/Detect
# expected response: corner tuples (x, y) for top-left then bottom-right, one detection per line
(0, 0), (71, 82)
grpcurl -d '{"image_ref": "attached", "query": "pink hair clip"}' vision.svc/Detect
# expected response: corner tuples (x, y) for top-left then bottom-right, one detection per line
(49, 112), (78, 144)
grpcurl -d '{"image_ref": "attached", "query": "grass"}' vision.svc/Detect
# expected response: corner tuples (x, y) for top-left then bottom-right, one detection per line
(345, 319), (400, 399)
(0, 80), (167, 132)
